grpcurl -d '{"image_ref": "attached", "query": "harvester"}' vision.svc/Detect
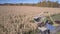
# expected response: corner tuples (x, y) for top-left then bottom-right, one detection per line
(34, 12), (60, 34)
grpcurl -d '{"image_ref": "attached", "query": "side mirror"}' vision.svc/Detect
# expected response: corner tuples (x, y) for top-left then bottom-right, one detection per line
(34, 18), (39, 22)
(34, 17), (41, 22)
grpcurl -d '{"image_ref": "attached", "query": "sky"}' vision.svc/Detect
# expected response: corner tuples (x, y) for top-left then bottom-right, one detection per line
(0, 0), (60, 4)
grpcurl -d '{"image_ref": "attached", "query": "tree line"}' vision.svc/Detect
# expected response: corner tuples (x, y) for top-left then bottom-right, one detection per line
(36, 1), (59, 7)
(0, 1), (60, 8)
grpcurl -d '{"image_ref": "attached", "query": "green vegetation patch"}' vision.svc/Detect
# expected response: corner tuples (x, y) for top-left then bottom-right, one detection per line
(51, 13), (60, 21)
(57, 32), (60, 34)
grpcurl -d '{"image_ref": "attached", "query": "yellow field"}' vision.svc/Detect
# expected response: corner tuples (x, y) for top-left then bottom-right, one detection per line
(0, 6), (60, 34)
(0, 6), (60, 16)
